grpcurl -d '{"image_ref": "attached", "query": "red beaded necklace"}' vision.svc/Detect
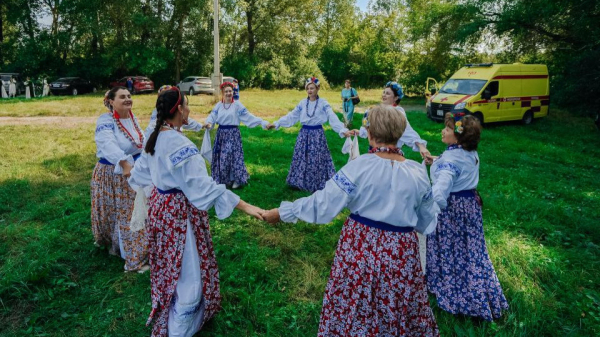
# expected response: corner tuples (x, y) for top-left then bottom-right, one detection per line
(112, 110), (144, 149)
(369, 146), (404, 156)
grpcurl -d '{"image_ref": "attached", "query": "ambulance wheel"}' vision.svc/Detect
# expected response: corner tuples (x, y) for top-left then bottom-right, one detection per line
(472, 112), (484, 126)
(522, 111), (533, 125)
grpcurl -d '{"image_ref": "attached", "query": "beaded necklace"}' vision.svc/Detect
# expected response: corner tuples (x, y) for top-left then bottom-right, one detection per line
(222, 98), (233, 110)
(162, 121), (182, 133)
(306, 95), (320, 118)
(369, 146), (404, 156)
(112, 110), (143, 149)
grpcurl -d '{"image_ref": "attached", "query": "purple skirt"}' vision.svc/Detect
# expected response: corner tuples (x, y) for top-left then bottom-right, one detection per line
(211, 126), (249, 186)
(286, 125), (335, 192)
(426, 190), (509, 320)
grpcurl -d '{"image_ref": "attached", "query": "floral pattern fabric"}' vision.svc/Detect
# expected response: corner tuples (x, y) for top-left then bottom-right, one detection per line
(90, 161), (148, 270)
(145, 188), (221, 337)
(287, 126), (336, 192)
(211, 127), (249, 186)
(426, 192), (509, 320)
(318, 217), (439, 337)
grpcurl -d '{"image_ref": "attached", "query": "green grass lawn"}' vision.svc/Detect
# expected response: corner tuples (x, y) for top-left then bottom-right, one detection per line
(0, 93), (599, 336)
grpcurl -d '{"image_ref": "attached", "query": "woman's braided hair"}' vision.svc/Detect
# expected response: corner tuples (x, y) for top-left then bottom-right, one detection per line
(145, 88), (186, 155)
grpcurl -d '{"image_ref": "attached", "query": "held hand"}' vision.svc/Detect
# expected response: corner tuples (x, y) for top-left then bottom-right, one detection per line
(343, 131), (354, 137)
(423, 155), (435, 165)
(351, 129), (359, 136)
(418, 144), (431, 161)
(120, 161), (133, 178)
(203, 123), (212, 129)
(262, 209), (281, 224)
(266, 123), (276, 130)
(236, 200), (264, 220)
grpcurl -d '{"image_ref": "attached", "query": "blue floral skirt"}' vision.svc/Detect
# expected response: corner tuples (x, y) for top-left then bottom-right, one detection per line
(426, 190), (509, 320)
(286, 125), (336, 192)
(211, 126), (249, 186)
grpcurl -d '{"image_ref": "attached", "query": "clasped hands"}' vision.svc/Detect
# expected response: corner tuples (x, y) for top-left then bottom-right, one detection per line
(236, 200), (281, 224)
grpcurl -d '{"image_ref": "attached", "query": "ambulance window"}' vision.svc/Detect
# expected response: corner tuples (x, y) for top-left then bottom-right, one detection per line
(484, 81), (499, 97)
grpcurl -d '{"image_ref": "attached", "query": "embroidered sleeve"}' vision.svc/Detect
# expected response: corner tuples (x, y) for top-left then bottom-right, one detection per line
(169, 145), (200, 167)
(333, 171), (356, 195)
(95, 123), (114, 134)
(435, 162), (461, 177)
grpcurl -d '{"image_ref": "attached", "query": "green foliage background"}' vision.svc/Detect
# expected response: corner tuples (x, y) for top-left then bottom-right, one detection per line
(1, 0), (599, 112)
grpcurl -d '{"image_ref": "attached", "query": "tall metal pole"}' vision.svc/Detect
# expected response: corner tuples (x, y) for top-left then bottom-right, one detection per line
(212, 0), (222, 92)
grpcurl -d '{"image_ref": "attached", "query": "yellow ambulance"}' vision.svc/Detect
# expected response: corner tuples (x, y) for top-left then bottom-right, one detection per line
(425, 63), (549, 125)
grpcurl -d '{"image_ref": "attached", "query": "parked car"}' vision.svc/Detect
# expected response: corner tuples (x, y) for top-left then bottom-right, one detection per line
(177, 76), (236, 95)
(49, 77), (97, 96)
(109, 76), (154, 94)
(0, 73), (25, 95)
(177, 76), (213, 95)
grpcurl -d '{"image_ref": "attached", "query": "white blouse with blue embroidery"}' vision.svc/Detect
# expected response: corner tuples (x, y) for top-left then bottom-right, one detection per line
(430, 145), (480, 209)
(205, 101), (268, 128)
(144, 108), (202, 139)
(128, 130), (240, 219)
(278, 154), (439, 234)
(95, 112), (145, 174)
(358, 106), (427, 151)
(273, 97), (349, 137)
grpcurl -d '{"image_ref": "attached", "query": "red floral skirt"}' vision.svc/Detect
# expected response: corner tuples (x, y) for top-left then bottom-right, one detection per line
(145, 188), (221, 337)
(318, 217), (439, 336)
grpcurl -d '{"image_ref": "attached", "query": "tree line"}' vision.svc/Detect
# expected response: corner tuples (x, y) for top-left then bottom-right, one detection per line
(1, 0), (598, 112)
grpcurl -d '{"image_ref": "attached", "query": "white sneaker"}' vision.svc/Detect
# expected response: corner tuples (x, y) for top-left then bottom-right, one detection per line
(232, 182), (240, 189)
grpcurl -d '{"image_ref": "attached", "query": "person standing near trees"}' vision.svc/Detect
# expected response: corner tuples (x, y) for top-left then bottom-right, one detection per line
(91, 86), (149, 273)
(203, 82), (269, 189)
(426, 113), (509, 321)
(341, 79), (358, 128)
(232, 79), (240, 100)
(126, 77), (134, 93)
(357, 81), (431, 160)
(9, 77), (16, 98)
(266, 77), (354, 192)
(42, 78), (50, 97)
(128, 87), (264, 337)
(24, 77), (31, 99)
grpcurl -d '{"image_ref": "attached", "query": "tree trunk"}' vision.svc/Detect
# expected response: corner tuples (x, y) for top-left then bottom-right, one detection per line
(246, 3), (255, 56)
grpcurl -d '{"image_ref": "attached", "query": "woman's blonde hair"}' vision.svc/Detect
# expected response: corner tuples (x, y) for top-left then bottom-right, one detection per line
(367, 104), (407, 145)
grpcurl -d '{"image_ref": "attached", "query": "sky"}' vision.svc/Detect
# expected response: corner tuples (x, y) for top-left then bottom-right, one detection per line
(356, 0), (369, 11)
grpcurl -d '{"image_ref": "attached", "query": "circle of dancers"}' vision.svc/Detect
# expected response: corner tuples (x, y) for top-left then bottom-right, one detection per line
(91, 78), (508, 337)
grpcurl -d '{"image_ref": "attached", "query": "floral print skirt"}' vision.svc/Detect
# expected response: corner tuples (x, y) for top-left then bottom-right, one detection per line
(287, 125), (336, 193)
(318, 216), (439, 337)
(145, 188), (221, 337)
(426, 190), (509, 320)
(90, 161), (148, 271)
(211, 126), (249, 186)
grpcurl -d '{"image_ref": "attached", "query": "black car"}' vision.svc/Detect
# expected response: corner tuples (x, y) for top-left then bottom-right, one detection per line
(50, 77), (97, 96)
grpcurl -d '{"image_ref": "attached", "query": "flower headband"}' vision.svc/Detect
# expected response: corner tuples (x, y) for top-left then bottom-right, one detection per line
(305, 77), (320, 89)
(385, 81), (404, 100)
(169, 87), (182, 115)
(220, 82), (234, 90)
(453, 112), (466, 134)
(158, 85), (172, 94)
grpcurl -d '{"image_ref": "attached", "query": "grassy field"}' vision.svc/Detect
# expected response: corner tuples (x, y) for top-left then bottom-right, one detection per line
(0, 91), (599, 336)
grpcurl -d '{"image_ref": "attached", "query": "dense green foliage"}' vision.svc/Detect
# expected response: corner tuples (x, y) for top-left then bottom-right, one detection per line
(0, 92), (599, 335)
(1, 0), (599, 112)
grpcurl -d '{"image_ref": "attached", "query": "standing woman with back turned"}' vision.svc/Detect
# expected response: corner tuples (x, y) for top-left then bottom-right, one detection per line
(91, 86), (149, 272)
(129, 87), (264, 336)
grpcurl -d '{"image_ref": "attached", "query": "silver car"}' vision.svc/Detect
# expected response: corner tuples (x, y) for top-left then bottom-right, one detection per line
(177, 76), (214, 95)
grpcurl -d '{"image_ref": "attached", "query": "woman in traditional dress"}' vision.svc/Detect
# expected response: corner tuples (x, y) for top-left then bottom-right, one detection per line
(24, 77), (31, 99)
(266, 77), (353, 192)
(42, 78), (50, 97)
(9, 77), (16, 98)
(202, 82), (269, 189)
(262, 105), (440, 336)
(232, 79), (240, 101)
(341, 79), (358, 128)
(1, 80), (7, 98)
(426, 113), (509, 320)
(357, 81), (431, 159)
(129, 87), (264, 337)
(91, 86), (149, 272)
(144, 85), (202, 139)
